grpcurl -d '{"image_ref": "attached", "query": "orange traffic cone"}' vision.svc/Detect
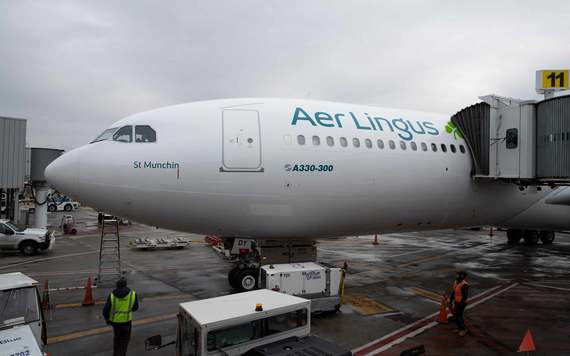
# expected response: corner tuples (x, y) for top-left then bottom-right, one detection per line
(41, 280), (50, 310)
(82, 276), (94, 306)
(436, 294), (449, 324)
(517, 329), (536, 353)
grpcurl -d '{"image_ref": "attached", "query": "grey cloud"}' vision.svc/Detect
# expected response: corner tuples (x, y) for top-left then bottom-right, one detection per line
(0, 1), (569, 150)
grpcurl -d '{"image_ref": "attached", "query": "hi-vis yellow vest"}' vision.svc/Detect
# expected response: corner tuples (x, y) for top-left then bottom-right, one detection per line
(109, 291), (136, 323)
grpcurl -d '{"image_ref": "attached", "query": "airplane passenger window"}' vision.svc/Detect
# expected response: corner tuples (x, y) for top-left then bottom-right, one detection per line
(459, 145), (466, 154)
(340, 137), (348, 147)
(135, 125), (157, 142)
(410, 142), (417, 151)
(421, 142), (428, 151)
(389, 140), (396, 150)
(450, 144), (457, 153)
(312, 136), (321, 146)
(297, 135), (306, 145)
(431, 143), (437, 152)
(365, 139), (372, 148)
(326, 136), (334, 146)
(441, 144), (447, 153)
(400, 141), (407, 150)
(353, 138), (360, 148)
(377, 139), (384, 149)
(113, 126), (133, 143)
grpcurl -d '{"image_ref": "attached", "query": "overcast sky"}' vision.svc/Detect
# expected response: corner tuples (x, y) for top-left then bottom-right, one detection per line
(1, 1), (569, 150)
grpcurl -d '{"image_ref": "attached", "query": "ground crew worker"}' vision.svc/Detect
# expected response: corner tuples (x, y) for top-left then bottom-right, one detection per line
(449, 270), (469, 336)
(103, 277), (139, 356)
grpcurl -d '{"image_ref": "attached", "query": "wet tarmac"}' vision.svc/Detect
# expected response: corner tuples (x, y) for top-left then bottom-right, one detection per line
(1, 208), (569, 355)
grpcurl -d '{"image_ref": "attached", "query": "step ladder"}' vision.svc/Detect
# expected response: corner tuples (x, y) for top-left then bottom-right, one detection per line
(97, 218), (122, 286)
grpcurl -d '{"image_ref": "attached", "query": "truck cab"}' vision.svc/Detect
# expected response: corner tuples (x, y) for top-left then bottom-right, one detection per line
(0, 219), (54, 256)
(0, 272), (47, 351)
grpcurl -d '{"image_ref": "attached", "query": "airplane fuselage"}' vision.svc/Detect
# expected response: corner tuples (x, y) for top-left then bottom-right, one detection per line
(45, 98), (570, 239)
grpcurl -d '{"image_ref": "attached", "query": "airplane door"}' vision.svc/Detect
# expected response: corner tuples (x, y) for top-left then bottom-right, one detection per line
(221, 110), (263, 172)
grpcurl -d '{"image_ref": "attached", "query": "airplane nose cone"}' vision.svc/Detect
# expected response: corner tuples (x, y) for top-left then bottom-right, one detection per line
(45, 149), (80, 196)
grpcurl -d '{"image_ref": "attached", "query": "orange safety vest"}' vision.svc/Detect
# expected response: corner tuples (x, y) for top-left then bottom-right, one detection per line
(453, 280), (468, 302)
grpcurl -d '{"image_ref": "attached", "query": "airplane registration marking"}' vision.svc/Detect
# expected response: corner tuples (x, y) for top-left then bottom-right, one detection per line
(284, 164), (334, 172)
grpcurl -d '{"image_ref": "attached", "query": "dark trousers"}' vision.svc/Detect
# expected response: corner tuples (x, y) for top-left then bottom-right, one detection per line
(112, 322), (132, 356)
(454, 303), (467, 331)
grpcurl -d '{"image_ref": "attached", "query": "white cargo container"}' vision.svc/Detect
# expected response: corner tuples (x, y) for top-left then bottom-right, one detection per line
(260, 262), (342, 313)
(170, 289), (311, 356)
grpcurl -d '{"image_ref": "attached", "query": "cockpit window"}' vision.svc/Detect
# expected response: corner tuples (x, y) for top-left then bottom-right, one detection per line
(91, 127), (118, 143)
(135, 125), (157, 143)
(113, 126), (133, 143)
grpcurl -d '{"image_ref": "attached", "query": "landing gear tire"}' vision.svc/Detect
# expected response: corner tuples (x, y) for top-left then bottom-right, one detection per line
(228, 266), (241, 290)
(539, 231), (555, 244)
(523, 230), (539, 245)
(507, 229), (522, 244)
(236, 268), (258, 292)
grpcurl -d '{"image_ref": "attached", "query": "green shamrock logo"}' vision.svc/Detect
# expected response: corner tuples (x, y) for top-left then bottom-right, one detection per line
(445, 121), (463, 140)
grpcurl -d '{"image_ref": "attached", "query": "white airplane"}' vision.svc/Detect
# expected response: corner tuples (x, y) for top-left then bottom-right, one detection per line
(45, 98), (570, 245)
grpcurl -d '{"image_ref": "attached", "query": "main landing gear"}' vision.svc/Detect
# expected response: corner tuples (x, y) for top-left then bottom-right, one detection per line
(507, 229), (555, 245)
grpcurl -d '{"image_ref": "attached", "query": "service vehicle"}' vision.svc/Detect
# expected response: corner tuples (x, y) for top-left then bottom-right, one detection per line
(47, 195), (80, 212)
(0, 272), (47, 354)
(147, 289), (311, 356)
(146, 289), (351, 356)
(0, 219), (54, 256)
(260, 262), (342, 313)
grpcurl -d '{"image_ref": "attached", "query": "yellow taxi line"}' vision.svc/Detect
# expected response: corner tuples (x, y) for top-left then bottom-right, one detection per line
(47, 313), (177, 344)
(344, 294), (396, 315)
(55, 293), (192, 309)
(411, 287), (444, 302)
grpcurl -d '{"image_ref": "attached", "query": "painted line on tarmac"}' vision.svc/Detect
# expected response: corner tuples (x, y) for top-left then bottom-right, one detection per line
(524, 282), (570, 291)
(397, 254), (449, 268)
(352, 282), (519, 356)
(47, 313), (177, 344)
(0, 251), (98, 270)
(344, 295), (396, 315)
(19, 265), (196, 278)
(385, 248), (435, 259)
(410, 287), (443, 303)
(55, 293), (193, 309)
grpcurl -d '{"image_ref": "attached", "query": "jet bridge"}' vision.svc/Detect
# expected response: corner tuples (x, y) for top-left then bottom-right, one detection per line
(451, 94), (570, 186)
